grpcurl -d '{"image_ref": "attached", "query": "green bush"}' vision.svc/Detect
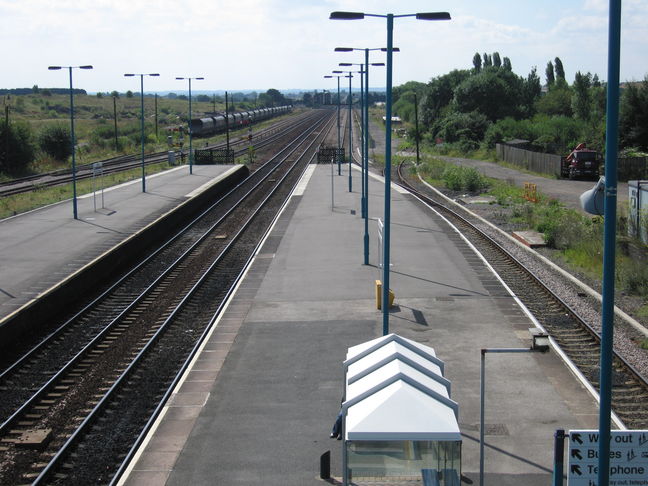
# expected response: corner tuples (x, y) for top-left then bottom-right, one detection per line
(0, 121), (35, 173)
(38, 124), (72, 161)
(441, 165), (488, 192)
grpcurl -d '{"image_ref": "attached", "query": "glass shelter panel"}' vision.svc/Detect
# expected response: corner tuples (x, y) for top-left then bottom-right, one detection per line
(346, 440), (461, 484)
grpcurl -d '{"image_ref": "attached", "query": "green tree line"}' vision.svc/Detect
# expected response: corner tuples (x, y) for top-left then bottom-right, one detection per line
(391, 53), (648, 156)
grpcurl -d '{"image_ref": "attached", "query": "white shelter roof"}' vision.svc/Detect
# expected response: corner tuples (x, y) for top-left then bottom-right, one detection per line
(345, 380), (461, 441)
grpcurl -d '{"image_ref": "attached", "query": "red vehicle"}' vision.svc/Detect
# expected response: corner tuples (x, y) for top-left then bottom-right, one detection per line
(560, 143), (601, 180)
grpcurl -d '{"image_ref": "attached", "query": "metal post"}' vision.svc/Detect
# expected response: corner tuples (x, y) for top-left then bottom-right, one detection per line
(154, 93), (158, 140)
(414, 92), (420, 165)
(337, 76), (341, 175)
(480, 350), (486, 485)
(139, 75), (146, 192)
(113, 95), (118, 152)
(363, 49), (370, 265)
(359, 67), (365, 216)
(188, 78), (193, 174)
(382, 14), (394, 335)
(348, 73), (353, 192)
(68, 67), (78, 220)
(553, 429), (565, 486)
(598, 2), (622, 485)
(225, 91), (230, 156)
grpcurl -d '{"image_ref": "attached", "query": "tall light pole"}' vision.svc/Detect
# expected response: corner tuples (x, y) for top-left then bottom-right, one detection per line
(175, 76), (204, 174)
(334, 70), (354, 192)
(597, 2), (622, 485)
(331, 10), (451, 336)
(48, 65), (93, 220)
(324, 74), (344, 175)
(336, 47), (393, 266)
(124, 73), (159, 192)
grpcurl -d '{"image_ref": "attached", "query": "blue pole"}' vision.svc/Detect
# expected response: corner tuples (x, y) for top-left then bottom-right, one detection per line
(337, 76), (341, 175)
(188, 78), (193, 175)
(597, 1), (621, 486)
(382, 14), (393, 336)
(363, 49), (370, 265)
(360, 67), (365, 216)
(348, 73), (353, 192)
(140, 75), (146, 192)
(68, 67), (78, 220)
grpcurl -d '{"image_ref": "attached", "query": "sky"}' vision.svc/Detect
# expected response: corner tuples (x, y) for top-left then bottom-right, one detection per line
(0, 0), (646, 94)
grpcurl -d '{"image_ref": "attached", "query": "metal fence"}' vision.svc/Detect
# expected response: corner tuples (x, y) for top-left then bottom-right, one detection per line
(495, 143), (648, 181)
(194, 148), (235, 165)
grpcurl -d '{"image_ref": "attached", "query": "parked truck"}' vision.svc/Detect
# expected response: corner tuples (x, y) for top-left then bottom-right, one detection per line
(560, 143), (602, 180)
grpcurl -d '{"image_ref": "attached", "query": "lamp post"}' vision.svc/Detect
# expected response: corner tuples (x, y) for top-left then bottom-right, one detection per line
(333, 70), (354, 193)
(48, 65), (93, 220)
(480, 329), (550, 486)
(175, 76), (204, 174)
(324, 74), (344, 175)
(124, 73), (159, 192)
(336, 48), (392, 266)
(331, 10), (451, 336)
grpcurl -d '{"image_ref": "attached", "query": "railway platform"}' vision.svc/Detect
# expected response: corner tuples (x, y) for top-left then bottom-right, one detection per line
(0, 164), (242, 323)
(119, 162), (602, 486)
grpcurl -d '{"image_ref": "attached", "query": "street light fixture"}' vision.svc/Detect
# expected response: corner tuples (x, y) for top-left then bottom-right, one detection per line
(124, 73), (160, 192)
(48, 65), (93, 220)
(479, 328), (550, 486)
(175, 76), (204, 174)
(331, 10), (451, 336)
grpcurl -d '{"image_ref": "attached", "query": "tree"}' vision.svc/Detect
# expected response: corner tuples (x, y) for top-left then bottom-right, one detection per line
(483, 53), (492, 67)
(453, 68), (524, 121)
(111, 91), (120, 99)
(472, 53), (482, 73)
(265, 88), (287, 106)
(492, 52), (502, 68)
(535, 85), (573, 117)
(38, 125), (72, 161)
(554, 57), (565, 81)
(0, 121), (35, 173)
(546, 61), (555, 87)
(32, 85), (39, 94)
(126, 90), (134, 98)
(522, 67), (542, 117)
(420, 69), (471, 125)
(571, 71), (592, 121)
(620, 77), (648, 151)
(502, 57), (512, 71)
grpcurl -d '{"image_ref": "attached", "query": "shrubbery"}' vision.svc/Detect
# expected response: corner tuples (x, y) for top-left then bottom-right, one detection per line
(38, 125), (72, 161)
(0, 121), (35, 173)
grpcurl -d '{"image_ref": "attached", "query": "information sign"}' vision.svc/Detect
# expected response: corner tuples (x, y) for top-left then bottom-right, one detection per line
(568, 430), (648, 485)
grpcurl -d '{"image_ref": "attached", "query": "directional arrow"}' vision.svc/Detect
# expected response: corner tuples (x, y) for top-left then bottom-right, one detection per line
(571, 449), (583, 460)
(572, 433), (583, 444)
(571, 465), (582, 476)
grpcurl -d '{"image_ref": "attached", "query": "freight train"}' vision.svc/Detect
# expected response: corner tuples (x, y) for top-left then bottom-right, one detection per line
(189, 105), (292, 137)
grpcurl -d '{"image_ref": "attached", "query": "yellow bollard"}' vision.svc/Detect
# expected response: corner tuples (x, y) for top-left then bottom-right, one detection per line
(375, 280), (395, 310)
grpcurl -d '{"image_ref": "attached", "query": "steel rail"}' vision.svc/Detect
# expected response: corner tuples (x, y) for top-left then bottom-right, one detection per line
(32, 111), (335, 485)
(396, 161), (648, 429)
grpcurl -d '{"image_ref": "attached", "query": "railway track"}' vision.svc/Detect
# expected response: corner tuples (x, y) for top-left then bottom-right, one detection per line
(0, 109), (336, 485)
(0, 110), (310, 198)
(395, 161), (648, 430)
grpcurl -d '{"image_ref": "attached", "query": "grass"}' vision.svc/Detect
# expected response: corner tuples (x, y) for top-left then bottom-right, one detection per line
(0, 161), (174, 219)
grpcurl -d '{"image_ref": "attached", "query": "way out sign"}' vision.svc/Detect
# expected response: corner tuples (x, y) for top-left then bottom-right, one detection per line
(568, 430), (648, 485)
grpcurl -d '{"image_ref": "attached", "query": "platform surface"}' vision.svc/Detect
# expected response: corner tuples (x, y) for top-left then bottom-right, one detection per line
(118, 161), (602, 486)
(0, 165), (237, 321)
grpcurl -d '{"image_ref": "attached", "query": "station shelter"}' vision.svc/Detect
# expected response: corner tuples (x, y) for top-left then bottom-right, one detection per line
(340, 334), (461, 485)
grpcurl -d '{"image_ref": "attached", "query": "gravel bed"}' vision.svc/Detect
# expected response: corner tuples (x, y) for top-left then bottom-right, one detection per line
(413, 174), (648, 384)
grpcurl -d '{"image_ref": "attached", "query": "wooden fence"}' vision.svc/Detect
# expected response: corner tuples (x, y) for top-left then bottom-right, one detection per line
(496, 143), (647, 181)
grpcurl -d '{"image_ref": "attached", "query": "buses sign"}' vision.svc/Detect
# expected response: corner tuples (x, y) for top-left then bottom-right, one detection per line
(568, 430), (648, 485)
